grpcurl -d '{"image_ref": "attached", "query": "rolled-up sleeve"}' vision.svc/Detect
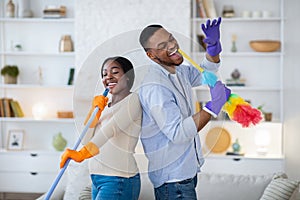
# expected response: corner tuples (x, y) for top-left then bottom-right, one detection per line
(201, 56), (220, 72)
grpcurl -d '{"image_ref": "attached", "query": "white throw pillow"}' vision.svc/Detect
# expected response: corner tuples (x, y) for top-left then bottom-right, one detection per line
(63, 160), (91, 200)
(78, 186), (92, 200)
(260, 173), (300, 200)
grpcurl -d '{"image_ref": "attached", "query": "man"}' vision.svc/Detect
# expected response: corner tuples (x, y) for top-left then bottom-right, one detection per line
(138, 17), (230, 199)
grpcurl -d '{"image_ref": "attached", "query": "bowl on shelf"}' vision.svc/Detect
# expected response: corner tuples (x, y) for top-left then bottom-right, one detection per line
(249, 40), (281, 52)
(57, 111), (74, 118)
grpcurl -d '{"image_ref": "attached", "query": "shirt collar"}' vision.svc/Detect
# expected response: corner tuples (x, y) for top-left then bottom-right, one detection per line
(151, 61), (180, 77)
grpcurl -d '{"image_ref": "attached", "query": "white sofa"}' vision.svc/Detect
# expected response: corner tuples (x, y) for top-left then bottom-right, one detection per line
(37, 161), (300, 200)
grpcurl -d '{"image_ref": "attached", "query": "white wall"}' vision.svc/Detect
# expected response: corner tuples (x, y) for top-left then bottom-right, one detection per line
(283, 0), (300, 180)
(75, 0), (191, 69)
(73, 0), (191, 131)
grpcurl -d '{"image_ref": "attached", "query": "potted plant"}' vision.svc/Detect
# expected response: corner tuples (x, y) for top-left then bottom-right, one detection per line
(257, 104), (272, 122)
(1, 65), (19, 84)
(14, 44), (22, 51)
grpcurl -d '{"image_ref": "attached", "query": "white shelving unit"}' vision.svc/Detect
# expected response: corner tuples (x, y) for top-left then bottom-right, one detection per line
(0, 0), (76, 193)
(191, 0), (284, 121)
(190, 0), (284, 174)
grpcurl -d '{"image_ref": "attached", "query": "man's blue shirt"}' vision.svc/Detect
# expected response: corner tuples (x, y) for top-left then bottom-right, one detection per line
(139, 57), (220, 188)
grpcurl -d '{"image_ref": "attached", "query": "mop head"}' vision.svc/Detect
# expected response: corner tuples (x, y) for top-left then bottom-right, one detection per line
(223, 94), (263, 127)
(178, 48), (262, 127)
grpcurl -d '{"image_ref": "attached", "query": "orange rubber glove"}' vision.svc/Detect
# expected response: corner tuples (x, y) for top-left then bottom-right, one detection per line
(60, 142), (99, 168)
(84, 95), (109, 128)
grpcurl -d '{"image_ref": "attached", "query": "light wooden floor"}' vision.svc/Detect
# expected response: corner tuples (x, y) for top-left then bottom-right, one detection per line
(0, 193), (42, 200)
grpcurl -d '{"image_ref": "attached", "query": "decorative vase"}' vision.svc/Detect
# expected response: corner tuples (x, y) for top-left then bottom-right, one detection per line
(231, 41), (237, 52)
(4, 75), (17, 84)
(18, 0), (33, 18)
(6, 0), (15, 18)
(52, 132), (67, 151)
(59, 35), (74, 52)
(231, 69), (241, 80)
(232, 139), (241, 153)
(264, 112), (272, 122)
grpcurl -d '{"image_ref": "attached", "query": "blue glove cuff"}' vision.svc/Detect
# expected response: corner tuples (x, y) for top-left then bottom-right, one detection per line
(204, 102), (218, 118)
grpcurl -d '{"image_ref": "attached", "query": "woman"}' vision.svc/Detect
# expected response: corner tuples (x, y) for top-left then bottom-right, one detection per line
(60, 56), (142, 200)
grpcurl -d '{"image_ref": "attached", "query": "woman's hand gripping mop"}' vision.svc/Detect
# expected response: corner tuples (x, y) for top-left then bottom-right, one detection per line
(44, 88), (109, 200)
(178, 49), (262, 127)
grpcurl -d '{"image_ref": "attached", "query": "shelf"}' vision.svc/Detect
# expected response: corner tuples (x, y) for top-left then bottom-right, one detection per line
(0, 84), (74, 90)
(191, 52), (282, 57)
(191, 17), (282, 22)
(0, 149), (62, 155)
(0, 17), (74, 23)
(206, 154), (284, 160)
(206, 120), (282, 125)
(0, 51), (75, 57)
(0, 117), (75, 123)
(193, 85), (280, 91)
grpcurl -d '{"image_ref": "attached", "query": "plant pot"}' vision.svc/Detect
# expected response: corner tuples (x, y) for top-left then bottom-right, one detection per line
(4, 75), (17, 84)
(264, 112), (272, 122)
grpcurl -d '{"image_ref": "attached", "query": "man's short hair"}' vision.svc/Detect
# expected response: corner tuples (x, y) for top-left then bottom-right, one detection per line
(139, 24), (163, 51)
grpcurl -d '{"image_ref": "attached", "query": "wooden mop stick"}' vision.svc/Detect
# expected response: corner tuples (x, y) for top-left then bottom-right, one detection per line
(178, 49), (204, 73)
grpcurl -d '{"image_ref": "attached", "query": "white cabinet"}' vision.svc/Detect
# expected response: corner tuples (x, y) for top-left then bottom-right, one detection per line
(0, 0), (76, 193)
(0, 151), (62, 193)
(202, 156), (284, 175)
(0, 119), (76, 193)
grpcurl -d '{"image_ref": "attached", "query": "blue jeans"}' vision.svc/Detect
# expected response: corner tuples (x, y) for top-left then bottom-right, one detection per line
(91, 173), (140, 200)
(154, 175), (198, 200)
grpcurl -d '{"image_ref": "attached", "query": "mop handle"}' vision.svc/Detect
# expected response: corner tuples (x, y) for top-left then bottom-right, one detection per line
(178, 49), (204, 73)
(44, 88), (109, 200)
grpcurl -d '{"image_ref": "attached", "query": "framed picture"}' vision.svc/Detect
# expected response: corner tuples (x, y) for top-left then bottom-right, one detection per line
(7, 130), (24, 150)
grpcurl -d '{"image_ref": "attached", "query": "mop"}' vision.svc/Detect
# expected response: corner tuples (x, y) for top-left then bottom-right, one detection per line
(44, 88), (109, 200)
(178, 49), (262, 127)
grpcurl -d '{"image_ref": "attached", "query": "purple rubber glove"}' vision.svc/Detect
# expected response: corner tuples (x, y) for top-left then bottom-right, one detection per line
(201, 17), (222, 56)
(204, 81), (231, 118)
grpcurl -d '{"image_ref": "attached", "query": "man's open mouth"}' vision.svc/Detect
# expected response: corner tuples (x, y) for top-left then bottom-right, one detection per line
(169, 48), (177, 57)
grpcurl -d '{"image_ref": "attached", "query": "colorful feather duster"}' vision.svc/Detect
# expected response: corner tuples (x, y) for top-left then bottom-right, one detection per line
(178, 49), (262, 127)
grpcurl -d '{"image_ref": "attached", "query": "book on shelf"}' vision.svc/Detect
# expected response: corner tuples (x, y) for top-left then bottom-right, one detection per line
(2, 98), (13, 117)
(0, 99), (4, 117)
(196, 0), (207, 18)
(43, 5), (66, 18)
(10, 100), (24, 117)
(202, 0), (217, 18)
(0, 98), (24, 118)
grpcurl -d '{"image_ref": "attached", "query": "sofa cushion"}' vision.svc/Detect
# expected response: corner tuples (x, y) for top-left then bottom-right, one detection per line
(79, 186), (92, 200)
(196, 173), (273, 200)
(260, 173), (300, 200)
(63, 160), (91, 200)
